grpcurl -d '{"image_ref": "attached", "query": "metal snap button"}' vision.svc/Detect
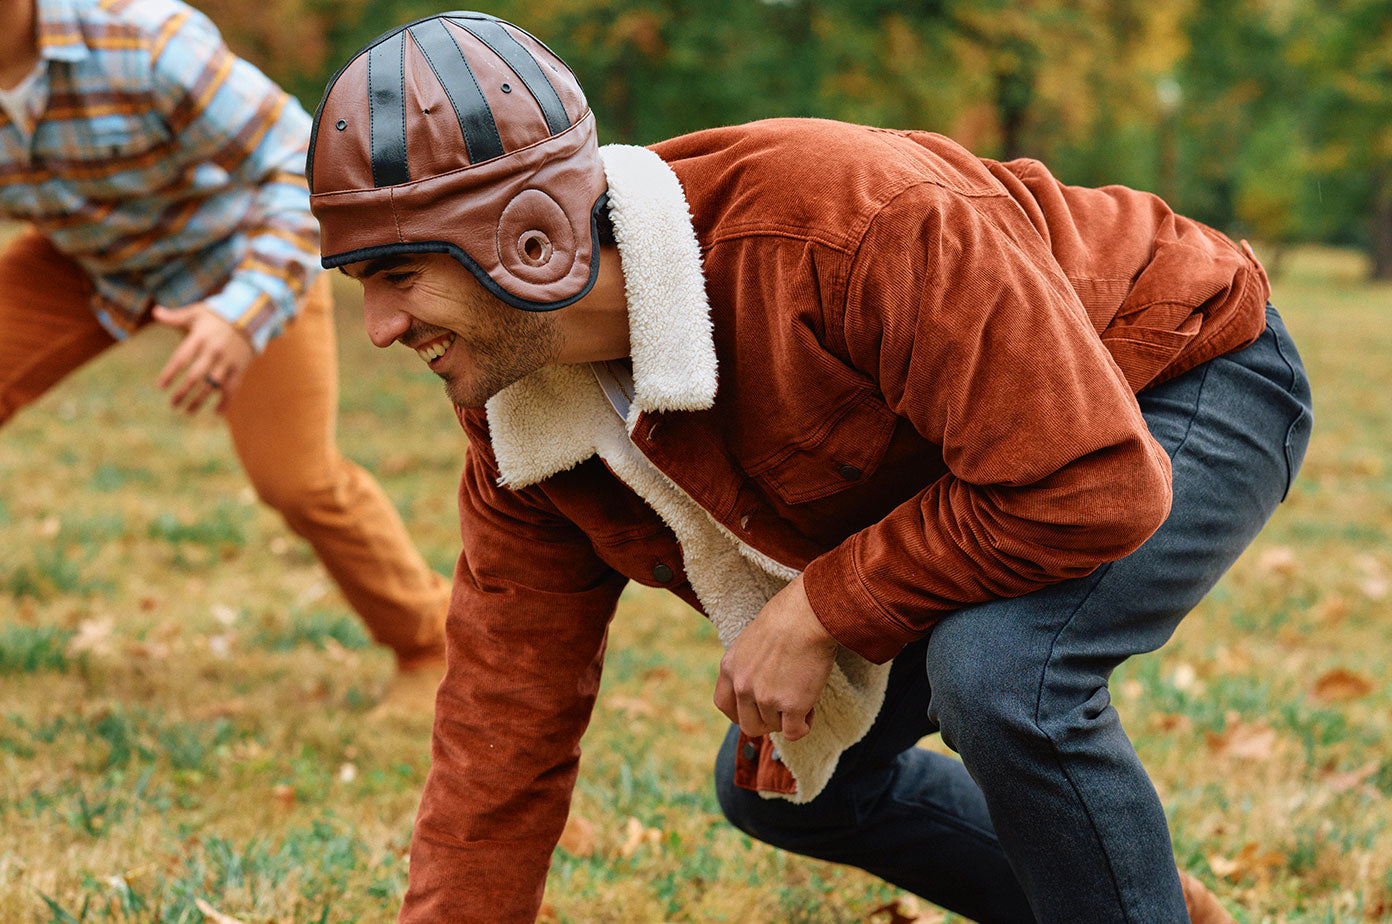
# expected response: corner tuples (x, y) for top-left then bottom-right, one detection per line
(652, 563), (674, 583)
(742, 741), (758, 762)
(837, 463), (862, 481)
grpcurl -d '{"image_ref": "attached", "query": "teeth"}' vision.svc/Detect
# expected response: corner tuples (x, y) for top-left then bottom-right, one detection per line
(414, 333), (455, 363)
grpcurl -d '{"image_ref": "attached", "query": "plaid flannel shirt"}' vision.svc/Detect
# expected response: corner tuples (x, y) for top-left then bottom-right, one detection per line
(0, 0), (321, 351)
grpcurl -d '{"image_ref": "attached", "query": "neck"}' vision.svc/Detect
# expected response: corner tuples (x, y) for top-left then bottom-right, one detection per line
(554, 244), (631, 364)
(0, 0), (40, 89)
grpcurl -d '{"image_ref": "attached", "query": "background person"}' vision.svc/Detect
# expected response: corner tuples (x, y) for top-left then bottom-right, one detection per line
(310, 12), (1312, 922)
(0, 0), (450, 708)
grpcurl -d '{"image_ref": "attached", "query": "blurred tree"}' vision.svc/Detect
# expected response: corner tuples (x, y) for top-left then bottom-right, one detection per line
(188, 0), (1385, 266)
(1287, 0), (1392, 278)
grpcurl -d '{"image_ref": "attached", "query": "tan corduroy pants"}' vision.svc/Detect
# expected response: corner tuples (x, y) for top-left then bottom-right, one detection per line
(0, 229), (449, 667)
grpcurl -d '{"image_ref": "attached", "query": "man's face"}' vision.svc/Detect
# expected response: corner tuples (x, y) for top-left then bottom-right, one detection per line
(342, 252), (562, 409)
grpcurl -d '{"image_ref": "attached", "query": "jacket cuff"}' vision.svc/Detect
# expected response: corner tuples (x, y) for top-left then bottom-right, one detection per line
(801, 538), (921, 664)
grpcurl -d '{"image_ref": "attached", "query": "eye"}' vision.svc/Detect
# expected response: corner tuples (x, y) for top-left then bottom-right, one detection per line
(382, 271), (416, 286)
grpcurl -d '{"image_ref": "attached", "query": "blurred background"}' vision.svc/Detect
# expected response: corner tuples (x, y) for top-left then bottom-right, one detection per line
(203, 0), (1392, 280)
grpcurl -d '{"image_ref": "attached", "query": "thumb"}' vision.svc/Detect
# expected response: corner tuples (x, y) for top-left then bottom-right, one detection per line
(150, 304), (196, 330)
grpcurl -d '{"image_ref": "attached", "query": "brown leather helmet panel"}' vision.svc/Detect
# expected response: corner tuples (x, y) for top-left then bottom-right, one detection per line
(308, 12), (606, 311)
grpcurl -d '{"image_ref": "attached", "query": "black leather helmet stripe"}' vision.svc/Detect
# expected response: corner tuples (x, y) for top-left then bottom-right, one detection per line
(407, 19), (505, 165)
(453, 17), (571, 136)
(367, 33), (410, 187)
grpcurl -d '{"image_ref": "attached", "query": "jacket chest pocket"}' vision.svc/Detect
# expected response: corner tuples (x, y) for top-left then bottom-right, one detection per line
(747, 395), (898, 505)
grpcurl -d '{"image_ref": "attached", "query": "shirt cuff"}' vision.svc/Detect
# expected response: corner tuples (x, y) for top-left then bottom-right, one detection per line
(202, 276), (288, 353)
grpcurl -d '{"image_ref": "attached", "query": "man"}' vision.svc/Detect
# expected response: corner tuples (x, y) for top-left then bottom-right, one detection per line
(309, 13), (1313, 922)
(0, 0), (451, 708)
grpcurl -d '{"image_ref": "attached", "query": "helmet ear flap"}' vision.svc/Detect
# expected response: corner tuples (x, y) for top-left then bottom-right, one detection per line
(496, 189), (576, 286)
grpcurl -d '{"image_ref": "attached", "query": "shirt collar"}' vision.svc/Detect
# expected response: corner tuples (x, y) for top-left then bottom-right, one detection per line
(37, 0), (91, 63)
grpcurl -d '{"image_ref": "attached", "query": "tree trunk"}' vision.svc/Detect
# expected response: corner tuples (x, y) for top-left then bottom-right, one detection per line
(1372, 167), (1392, 281)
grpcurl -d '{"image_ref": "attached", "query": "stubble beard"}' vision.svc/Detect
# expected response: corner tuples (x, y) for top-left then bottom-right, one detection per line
(443, 309), (562, 409)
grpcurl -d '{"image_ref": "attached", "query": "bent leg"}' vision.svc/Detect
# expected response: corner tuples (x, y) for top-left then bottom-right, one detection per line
(0, 230), (115, 426)
(224, 274), (450, 667)
(924, 307), (1312, 922)
(715, 638), (1036, 924)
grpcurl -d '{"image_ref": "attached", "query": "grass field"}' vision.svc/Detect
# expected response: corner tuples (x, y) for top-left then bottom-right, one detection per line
(1, 248), (1389, 923)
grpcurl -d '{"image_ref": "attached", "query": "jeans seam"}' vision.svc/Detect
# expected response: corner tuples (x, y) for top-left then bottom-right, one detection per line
(1020, 360), (1215, 921)
(1267, 308), (1300, 391)
(1029, 561), (1134, 922)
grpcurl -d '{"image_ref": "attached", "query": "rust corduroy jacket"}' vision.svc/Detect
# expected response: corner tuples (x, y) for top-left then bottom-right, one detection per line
(400, 119), (1269, 923)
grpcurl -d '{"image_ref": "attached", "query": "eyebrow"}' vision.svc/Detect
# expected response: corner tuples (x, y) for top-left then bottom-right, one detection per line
(338, 254), (414, 280)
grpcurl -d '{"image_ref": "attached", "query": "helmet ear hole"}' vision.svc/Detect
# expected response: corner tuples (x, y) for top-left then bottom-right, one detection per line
(520, 231), (552, 265)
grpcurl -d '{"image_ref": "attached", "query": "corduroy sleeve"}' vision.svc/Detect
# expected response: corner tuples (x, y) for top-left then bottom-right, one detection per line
(399, 427), (626, 923)
(800, 185), (1174, 663)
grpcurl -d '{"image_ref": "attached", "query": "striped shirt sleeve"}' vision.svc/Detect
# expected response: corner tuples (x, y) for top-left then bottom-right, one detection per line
(147, 7), (320, 351)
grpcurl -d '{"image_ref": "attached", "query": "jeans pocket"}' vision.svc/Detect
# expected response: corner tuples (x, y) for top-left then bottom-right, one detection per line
(1282, 406), (1313, 502)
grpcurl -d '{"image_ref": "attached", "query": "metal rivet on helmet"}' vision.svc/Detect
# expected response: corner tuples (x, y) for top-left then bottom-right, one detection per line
(307, 12), (609, 312)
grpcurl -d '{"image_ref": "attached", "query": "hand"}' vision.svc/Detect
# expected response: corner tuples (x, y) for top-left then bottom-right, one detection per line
(153, 303), (254, 414)
(714, 574), (839, 741)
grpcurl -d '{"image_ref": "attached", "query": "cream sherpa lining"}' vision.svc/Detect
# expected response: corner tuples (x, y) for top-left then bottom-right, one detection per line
(484, 144), (891, 803)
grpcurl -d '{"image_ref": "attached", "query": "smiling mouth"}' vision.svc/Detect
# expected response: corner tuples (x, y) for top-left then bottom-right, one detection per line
(413, 332), (456, 367)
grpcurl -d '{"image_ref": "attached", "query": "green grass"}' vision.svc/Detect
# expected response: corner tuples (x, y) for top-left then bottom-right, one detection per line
(0, 246), (1389, 921)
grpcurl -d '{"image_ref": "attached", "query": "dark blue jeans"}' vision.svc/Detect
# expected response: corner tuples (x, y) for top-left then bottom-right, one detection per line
(716, 305), (1313, 923)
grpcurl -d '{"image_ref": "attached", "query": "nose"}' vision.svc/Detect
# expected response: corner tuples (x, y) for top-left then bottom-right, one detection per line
(363, 290), (411, 348)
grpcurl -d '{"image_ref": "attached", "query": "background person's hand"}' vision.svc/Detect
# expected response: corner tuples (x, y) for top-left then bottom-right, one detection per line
(714, 574), (839, 741)
(153, 303), (254, 415)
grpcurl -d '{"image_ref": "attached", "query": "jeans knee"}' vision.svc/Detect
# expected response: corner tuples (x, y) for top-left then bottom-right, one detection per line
(927, 659), (1047, 759)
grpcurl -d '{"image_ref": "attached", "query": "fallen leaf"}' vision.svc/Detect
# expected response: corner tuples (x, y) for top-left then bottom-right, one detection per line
(1255, 545), (1297, 575)
(1313, 667), (1375, 703)
(271, 784), (296, 810)
(1205, 718), (1277, 761)
(1320, 759), (1380, 794)
(1355, 556), (1388, 600)
(1312, 595), (1350, 626)
(1170, 662), (1199, 692)
(557, 814), (595, 858)
(1206, 842), (1285, 883)
(617, 816), (663, 858)
(536, 902), (559, 923)
(194, 898), (249, 924)
(210, 604), (238, 627)
(66, 618), (115, 657)
(1150, 713), (1193, 734)
(674, 709), (703, 734)
(868, 896), (944, 923)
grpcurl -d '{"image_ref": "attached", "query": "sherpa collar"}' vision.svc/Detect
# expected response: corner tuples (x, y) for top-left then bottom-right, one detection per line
(485, 143), (716, 488)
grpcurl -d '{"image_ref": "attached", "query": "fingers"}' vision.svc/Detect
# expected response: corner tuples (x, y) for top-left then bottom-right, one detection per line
(780, 707), (814, 742)
(155, 305), (254, 415)
(169, 351), (220, 414)
(715, 652), (811, 739)
(157, 325), (199, 391)
(213, 363), (247, 413)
